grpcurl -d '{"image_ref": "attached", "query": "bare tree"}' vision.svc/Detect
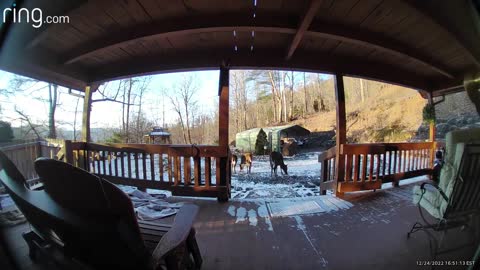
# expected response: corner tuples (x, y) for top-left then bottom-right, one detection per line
(303, 72), (307, 116)
(73, 97), (80, 140)
(47, 83), (58, 138)
(14, 107), (42, 139)
(9, 75), (59, 139)
(168, 74), (198, 144)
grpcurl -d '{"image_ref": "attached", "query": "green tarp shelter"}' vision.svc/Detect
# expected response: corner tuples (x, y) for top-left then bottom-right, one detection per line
(235, 125), (310, 154)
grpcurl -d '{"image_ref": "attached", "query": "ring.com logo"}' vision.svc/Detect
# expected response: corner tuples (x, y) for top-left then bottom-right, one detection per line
(3, 2), (70, 29)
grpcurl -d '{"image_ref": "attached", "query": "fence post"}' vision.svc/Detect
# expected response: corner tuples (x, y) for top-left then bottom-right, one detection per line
(64, 140), (74, 165)
(36, 140), (43, 159)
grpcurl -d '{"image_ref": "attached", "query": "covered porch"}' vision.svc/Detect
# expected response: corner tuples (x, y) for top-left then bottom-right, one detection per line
(2, 179), (478, 269)
(1, 0), (478, 199)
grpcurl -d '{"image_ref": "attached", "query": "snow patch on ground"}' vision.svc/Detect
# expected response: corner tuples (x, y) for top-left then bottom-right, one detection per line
(235, 207), (247, 223)
(227, 205), (236, 217)
(257, 204), (274, 232)
(231, 152), (325, 199)
(248, 209), (258, 226)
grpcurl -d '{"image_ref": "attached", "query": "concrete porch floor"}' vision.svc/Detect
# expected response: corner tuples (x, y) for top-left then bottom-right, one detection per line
(1, 180), (478, 270)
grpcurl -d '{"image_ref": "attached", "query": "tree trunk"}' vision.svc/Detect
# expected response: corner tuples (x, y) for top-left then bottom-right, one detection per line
(304, 72), (307, 116)
(73, 97), (80, 140)
(360, 78), (365, 103)
(282, 72), (287, 122)
(268, 71), (278, 123)
(47, 83), (58, 139)
(121, 81), (126, 135)
(290, 71), (294, 120)
(125, 79), (132, 143)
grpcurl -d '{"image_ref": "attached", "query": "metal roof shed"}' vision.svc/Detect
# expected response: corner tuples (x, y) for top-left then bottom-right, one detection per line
(235, 125), (310, 154)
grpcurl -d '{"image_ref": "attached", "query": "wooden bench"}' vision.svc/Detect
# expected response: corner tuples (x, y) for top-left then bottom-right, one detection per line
(0, 151), (202, 270)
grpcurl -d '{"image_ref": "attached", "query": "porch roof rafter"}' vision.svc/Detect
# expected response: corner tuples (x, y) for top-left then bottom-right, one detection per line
(0, 0), (477, 96)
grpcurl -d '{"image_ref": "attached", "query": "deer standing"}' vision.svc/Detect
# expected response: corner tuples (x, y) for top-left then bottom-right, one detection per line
(231, 154), (238, 173)
(270, 151), (288, 176)
(239, 153), (252, 174)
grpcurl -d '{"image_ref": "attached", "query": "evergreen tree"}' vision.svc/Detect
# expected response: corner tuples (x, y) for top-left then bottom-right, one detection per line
(254, 128), (268, 155)
(0, 121), (14, 142)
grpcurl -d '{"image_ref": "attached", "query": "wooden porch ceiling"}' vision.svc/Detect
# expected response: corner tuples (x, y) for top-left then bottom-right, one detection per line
(0, 0), (479, 96)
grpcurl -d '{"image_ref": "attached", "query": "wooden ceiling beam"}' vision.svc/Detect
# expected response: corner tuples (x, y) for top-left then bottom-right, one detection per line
(86, 49), (439, 92)
(60, 14), (454, 79)
(285, 0), (323, 60)
(61, 14), (297, 65)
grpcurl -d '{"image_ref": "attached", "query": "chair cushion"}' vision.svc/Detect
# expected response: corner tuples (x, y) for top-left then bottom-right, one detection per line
(413, 184), (443, 219)
(413, 127), (480, 219)
(440, 128), (480, 192)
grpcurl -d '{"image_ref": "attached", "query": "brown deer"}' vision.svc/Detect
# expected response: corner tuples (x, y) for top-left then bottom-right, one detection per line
(231, 154), (238, 173)
(239, 153), (252, 174)
(270, 151), (288, 176)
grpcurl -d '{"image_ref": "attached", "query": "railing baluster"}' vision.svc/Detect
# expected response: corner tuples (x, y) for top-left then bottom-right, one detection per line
(184, 157), (191, 186)
(167, 156), (172, 183)
(108, 151), (113, 175)
(114, 152), (119, 177)
(194, 156), (201, 186)
(90, 151), (95, 174)
(369, 154), (374, 181)
(361, 154), (367, 181)
(174, 156), (181, 186)
(94, 151), (99, 174)
(134, 152), (140, 179)
(101, 151), (106, 175)
(150, 153), (155, 181)
(393, 150), (398, 174)
(127, 153), (132, 179)
(388, 151), (393, 175)
(353, 155), (360, 182)
(205, 157), (211, 187)
(375, 154), (381, 180)
(159, 154), (164, 182)
(142, 152), (147, 180)
(345, 154), (352, 182)
(404, 151), (409, 172)
(382, 153), (387, 177)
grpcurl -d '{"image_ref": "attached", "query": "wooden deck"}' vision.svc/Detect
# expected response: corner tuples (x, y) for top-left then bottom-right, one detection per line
(1, 180), (477, 270)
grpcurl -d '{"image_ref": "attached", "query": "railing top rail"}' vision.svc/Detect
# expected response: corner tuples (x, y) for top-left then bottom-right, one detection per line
(0, 141), (41, 151)
(70, 142), (228, 157)
(318, 141), (442, 162)
(318, 146), (336, 162)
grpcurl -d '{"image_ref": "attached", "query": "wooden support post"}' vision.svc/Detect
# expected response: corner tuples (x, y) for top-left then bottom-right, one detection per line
(64, 140), (74, 164)
(218, 67), (230, 148)
(334, 74), (347, 195)
(218, 66), (230, 202)
(81, 85), (93, 143)
(79, 85), (95, 170)
(427, 93), (436, 168)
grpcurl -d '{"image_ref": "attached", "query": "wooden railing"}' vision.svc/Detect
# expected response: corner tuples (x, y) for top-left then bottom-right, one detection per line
(319, 142), (444, 194)
(65, 141), (232, 201)
(0, 140), (62, 187)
